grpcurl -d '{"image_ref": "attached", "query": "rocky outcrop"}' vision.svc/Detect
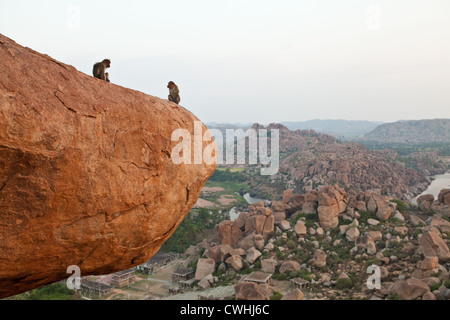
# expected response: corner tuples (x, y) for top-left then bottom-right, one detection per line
(216, 220), (243, 247)
(0, 34), (215, 298)
(317, 186), (347, 230)
(252, 124), (436, 201)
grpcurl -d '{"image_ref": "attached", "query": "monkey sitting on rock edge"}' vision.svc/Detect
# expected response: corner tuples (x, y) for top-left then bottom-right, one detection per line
(93, 59), (111, 82)
(167, 81), (181, 105)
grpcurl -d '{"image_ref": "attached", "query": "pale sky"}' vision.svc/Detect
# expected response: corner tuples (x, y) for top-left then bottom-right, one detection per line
(1, 0), (449, 124)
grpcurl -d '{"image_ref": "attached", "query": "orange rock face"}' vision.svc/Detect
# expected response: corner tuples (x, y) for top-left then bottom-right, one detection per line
(0, 34), (216, 298)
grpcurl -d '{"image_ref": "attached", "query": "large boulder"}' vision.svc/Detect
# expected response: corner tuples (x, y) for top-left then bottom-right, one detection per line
(225, 255), (243, 271)
(246, 247), (262, 264)
(234, 282), (270, 300)
(279, 261), (301, 274)
(389, 278), (430, 300)
(417, 194), (434, 211)
(216, 220), (243, 247)
(244, 214), (274, 239)
(261, 259), (277, 273)
(281, 289), (304, 300)
(317, 204), (340, 230)
(367, 193), (392, 221)
(294, 220), (307, 237)
(317, 186), (347, 229)
(195, 258), (216, 281)
(312, 249), (327, 268)
(0, 34), (216, 298)
(205, 245), (232, 263)
(430, 214), (450, 234)
(438, 189), (450, 205)
(419, 231), (450, 262)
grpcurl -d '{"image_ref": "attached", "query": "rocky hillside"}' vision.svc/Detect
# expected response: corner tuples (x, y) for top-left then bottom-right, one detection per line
(0, 33), (215, 298)
(250, 124), (445, 201)
(181, 186), (450, 300)
(362, 119), (450, 144)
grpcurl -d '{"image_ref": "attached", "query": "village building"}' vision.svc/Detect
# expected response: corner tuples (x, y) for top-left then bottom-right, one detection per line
(241, 271), (272, 285)
(172, 268), (195, 284)
(291, 278), (310, 290)
(137, 252), (177, 274)
(110, 268), (136, 288)
(81, 280), (113, 298)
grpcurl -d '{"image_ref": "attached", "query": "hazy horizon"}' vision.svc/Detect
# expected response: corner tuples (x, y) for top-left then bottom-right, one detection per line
(1, 0), (449, 124)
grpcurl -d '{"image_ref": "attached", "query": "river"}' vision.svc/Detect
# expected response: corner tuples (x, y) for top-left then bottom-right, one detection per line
(411, 172), (450, 205)
(229, 193), (266, 221)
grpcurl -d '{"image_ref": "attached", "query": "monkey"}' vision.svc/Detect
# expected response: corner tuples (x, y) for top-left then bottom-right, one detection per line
(92, 59), (111, 81)
(105, 72), (110, 83)
(167, 81), (181, 104)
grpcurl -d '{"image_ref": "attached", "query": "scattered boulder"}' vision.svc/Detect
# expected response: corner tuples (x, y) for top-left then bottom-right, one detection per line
(195, 258), (216, 281)
(355, 235), (377, 255)
(278, 220), (292, 232)
(302, 201), (318, 214)
(216, 220), (244, 248)
(438, 189), (450, 206)
(246, 247), (262, 264)
(430, 214), (450, 234)
(419, 257), (439, 271)
(410, 215), (426, 227)
(419, 231), (450, 262)
(312, 249), (327, 268)
(281, 289), (304, 300)
(245, 214), (274, 239)
(422, 292), (437, 300)
(279, 261), (301, 274)
(198, 274), (214, 289)
(261, 259), (278, 273)
(294, 220), (307, 237)
(271, 201), (285, 212)
(417, 194), (434, 211)
(282, 189), (293, 204)
(234, 282), (270, 300)
(389, 278), (430, 300)
(346, 227), (360, 242)
(225, 255), (243, 271)
(205, 245), (232, 263)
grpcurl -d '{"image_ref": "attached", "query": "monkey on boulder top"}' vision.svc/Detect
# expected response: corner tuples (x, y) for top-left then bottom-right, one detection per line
(93, 59), (111, 82)
(167, 81), (181, 105)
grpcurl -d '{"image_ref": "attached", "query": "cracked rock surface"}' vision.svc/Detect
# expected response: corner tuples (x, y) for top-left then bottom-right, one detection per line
(0, 34), (216, 298)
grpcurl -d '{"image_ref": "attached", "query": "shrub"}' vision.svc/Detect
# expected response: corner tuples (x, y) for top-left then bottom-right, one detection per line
(336, 277), (353, 290)
(286, 240), (297, 250)
(276, 273), (287, 281)
(390, 199), (408, 213)
(270, 292), (283, 300)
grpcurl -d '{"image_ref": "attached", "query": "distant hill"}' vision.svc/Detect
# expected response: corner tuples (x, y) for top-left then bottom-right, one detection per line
(281, 119), (383, 138)
(207, 120), (383, 139)
(362, 119), (450, 143)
